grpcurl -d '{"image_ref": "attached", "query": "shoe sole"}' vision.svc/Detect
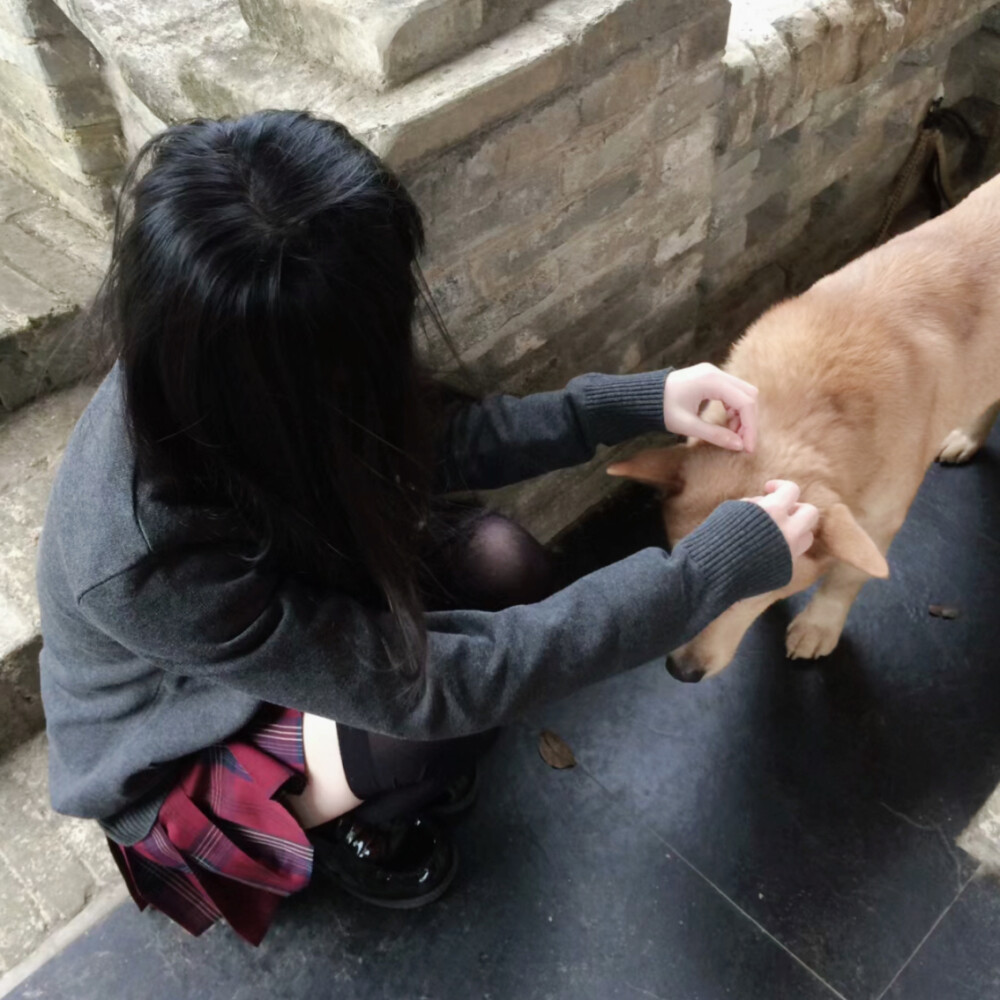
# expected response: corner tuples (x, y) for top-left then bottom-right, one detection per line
(325, 849), (459, 911)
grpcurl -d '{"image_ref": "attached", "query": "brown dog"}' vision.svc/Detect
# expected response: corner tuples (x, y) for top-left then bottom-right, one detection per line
(609, 172), (1000, 682)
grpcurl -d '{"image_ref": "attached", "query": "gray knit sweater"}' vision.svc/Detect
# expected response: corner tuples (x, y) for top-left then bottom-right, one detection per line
(37, 365), (791, 845)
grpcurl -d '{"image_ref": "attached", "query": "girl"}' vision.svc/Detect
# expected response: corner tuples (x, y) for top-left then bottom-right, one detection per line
(37, 110), (818, 946)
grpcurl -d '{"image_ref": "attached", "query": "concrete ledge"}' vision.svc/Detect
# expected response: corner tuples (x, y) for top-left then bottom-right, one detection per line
(240, 0), (549, 91)
(50, 0), (723, 167)
(0, 380), (96, 755)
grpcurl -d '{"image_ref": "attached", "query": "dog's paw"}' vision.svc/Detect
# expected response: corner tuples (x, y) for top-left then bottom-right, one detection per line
(785, 617), (842, 660)
(936, 428), (982, 465)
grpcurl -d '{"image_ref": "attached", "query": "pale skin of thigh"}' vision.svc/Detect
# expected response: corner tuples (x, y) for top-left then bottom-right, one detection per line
(283, 713), (363, 829)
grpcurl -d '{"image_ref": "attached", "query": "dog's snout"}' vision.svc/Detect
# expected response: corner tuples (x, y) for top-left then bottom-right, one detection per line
(666, 654), (706, 684)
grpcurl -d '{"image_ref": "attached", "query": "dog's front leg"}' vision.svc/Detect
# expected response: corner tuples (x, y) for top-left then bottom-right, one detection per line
(785, 563), (870, 660)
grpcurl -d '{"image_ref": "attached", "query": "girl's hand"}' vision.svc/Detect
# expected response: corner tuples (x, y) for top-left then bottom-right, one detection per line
(745, 480), (819, 558)
(663, 363), (758, 453)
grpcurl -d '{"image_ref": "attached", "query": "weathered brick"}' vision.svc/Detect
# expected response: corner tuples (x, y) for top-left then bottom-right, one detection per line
(646, 245), (703, 312)
(699, 261), (789, 350)
(480, 170), (645, 288)
(469, 242), (656, 373)
(961, 28), (1000, 103)
(858, 2), (906, 78)
(636, 322), (696, 373)
(774, 7), (827, 112)
(579, 46), (660, 127)
(659, 116), (715, 206)
(423, 157), (566, 257)
(657, 4), (730, 90)
(562, 106), (653, 194)
(555, 222), (652, 290)
(806, 0), (860, 89)
(746, 28), (797, 137)
(421, 261), (478, 322)
(651, 61), (724, 143)
(702, 218), (747, 270)
(902, 0), (953, 49)
(468, 252), (560, 319)
(465, 93), (581, 182)
(722, 39), (763, 152)
(857, 64), (943, 132)
(710, 147), (761, 224)
(654, 209), (709, 265)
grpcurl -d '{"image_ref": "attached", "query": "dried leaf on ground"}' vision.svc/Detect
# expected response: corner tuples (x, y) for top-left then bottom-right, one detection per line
(538, 729), (576, 769)
(929, 604), (960, 620)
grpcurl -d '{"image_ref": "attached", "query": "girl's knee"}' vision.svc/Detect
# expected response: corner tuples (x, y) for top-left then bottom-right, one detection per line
(462, 515), (554, 610)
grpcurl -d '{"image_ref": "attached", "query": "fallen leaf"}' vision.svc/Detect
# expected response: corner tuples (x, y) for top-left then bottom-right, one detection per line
(538, 729), (576, 769)
(929, 604), (960, 620)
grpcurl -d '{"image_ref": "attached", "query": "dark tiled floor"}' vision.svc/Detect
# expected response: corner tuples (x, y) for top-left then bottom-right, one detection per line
(13, 432), (1000, 1000)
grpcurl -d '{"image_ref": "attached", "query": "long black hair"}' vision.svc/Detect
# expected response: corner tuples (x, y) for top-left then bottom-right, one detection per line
(102, 110), (439, 674)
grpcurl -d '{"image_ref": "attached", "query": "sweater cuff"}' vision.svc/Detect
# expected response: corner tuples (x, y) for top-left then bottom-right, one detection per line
(574, 369), (669, 445)
(99, 791), (167, 845)
(675, 500), (792, 606)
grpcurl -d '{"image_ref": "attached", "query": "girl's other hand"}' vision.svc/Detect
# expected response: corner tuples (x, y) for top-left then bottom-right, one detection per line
(663, 363), (758, 453)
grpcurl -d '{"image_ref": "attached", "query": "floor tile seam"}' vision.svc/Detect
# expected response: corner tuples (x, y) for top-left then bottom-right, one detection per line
(870, 867), (979, 1000)
(575, 761), (851, 1000)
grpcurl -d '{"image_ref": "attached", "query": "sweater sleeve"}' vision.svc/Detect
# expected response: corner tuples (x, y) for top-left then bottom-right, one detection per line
(437, 369), (669, 492)
(77, 501), (790, 740)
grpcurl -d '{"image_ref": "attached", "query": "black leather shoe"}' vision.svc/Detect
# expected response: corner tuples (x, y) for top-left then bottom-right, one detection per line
(422, 766), (479, 823)
(310, 816), (457, 909)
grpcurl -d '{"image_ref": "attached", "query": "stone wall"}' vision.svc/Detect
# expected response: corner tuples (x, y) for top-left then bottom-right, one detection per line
(2, 0), (1000, 538)
(699, 0), (999, 350)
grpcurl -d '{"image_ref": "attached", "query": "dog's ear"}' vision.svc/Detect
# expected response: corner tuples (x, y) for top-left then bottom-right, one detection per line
(607, 447), (687, 496)
(820, 503), (889, 579)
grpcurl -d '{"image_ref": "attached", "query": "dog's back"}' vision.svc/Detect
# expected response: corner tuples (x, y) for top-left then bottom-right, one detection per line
(723, 170), (1000, 509)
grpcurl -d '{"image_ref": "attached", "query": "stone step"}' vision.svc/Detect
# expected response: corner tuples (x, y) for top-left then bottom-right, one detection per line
(0, 167), (106, 415)
(0, 158), (124, 995)
(0, 732), (123, 986)
(0, 379), (96, 757)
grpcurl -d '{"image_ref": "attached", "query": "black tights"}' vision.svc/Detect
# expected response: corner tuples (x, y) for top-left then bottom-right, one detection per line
(336, 511), (555, 825)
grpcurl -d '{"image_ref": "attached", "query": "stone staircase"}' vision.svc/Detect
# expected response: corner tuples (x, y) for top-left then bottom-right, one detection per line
(0, 167), (121, 992)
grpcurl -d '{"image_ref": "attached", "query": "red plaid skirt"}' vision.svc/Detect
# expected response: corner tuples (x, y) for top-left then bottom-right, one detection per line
(107, 705), (313, 946)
